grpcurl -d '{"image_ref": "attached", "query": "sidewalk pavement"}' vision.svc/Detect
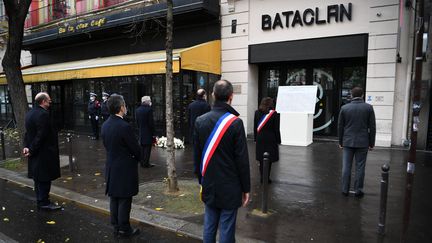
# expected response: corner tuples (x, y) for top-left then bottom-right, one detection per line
(1, 133), (431, 243)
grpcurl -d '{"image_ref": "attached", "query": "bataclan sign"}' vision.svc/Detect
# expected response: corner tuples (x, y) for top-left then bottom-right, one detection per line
(262, 3), (352, 30)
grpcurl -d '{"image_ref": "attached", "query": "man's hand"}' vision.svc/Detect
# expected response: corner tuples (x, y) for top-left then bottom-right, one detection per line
(88, 115), (91, 119)
(22, 148), (30, 157)
(95, 116), (99, 121)
(369, 146), (374, 151)
(242, 192), (250, 207)
(339, 144), (343, 149)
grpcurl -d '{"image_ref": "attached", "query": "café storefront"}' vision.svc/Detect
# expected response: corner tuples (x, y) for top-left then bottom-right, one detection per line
(0, 40), (221, 140)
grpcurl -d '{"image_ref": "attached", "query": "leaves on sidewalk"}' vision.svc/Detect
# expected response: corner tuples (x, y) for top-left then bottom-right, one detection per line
(46, 220), (56, 225)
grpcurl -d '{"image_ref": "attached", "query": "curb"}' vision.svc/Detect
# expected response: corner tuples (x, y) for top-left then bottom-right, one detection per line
(0, 168), (263, 243)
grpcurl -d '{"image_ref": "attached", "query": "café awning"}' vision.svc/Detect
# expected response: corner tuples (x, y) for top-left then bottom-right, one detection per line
(0, 40), (220, 84)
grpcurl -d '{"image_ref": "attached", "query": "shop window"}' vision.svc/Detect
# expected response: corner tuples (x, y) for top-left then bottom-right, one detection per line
(51, 0), (68, 20)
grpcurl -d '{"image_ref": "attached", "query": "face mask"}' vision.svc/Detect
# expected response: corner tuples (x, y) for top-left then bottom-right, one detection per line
(90, 97), (95, 102)
(102, 96), (107, 101)
(123, 106), (128, 116)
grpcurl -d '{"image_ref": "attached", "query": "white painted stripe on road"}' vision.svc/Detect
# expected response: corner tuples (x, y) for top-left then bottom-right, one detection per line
(0, 232), (18, 243)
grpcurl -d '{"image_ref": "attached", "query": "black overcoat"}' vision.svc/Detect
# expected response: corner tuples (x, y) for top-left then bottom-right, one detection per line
(102, 115), (141, 197)
(135, 105), (155, 145)
(254, 110), (281, 163)
(193, 101), (250, 209)
(187, 98), (211, 141)
(24, 106), (60, 181)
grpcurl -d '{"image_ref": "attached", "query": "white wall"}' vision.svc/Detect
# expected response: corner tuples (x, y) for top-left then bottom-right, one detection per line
(221, 0), (409, 146)
(0, 49), (32, 72)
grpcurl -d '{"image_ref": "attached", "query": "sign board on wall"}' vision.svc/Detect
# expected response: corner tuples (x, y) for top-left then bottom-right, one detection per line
(276, 86), (318, 113)
(249, 0), (369, 45)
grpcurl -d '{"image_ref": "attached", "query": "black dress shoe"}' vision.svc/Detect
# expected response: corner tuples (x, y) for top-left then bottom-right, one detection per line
(355, 191), (364, 198)
(38, 203), (62, 211)
(341, 192), (349, 197)
(142, 164), (155, 168)
(118, 228), (140, 238)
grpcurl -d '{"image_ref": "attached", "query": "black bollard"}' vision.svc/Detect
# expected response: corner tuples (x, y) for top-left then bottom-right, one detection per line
(378, 164), (390, 235)
(66, 133), (73, 172)
(261, 152), (270, 214)
(0, 127), (5, 160)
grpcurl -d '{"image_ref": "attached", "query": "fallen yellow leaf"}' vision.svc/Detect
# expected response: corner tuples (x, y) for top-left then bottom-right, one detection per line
(94, 172), (101, 176)
(3, 218), (9, 222)
(155, 207), (163, 211)
(66, 177), (73, 180)
(46, 220), (56, 225)
(65, 237), (70, 242)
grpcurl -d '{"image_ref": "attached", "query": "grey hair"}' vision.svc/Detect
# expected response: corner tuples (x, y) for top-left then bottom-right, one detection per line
(141, 96), (151, 105)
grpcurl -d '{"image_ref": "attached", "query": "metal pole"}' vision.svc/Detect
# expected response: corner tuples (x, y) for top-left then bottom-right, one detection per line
(378, 164), (390, 235)
(261, 152), (270, 214)
(402, 0), (424, 242)
(0, 127), (5, 160)
(67, 133), (73, 172)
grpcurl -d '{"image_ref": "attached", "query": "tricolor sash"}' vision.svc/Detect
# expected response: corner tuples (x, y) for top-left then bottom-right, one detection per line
(257, 110), (276, 133)
(201, 112), (238, 177)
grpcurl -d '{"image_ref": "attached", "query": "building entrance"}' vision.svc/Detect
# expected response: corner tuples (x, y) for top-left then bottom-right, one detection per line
(259, 58), (366, 136)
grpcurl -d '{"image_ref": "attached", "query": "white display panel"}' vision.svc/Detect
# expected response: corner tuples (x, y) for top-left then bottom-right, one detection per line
(276, 85), (318, 114)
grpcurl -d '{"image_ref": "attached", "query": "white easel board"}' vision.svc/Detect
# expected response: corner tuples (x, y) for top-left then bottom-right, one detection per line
(276, 86), (317, 146)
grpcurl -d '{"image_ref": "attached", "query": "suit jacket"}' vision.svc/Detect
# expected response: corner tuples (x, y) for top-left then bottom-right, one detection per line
(24, 105), (60, 181)
(187, 98), (211, 140)
(338, 98), (376, 148)
(193, 101), (250, 209)
(102, 115), (141, 197)
(254, 110), (281, 162)
(135, 104), (155, 145)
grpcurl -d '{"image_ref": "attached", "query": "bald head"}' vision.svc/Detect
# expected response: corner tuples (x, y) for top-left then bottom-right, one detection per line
(196, 89), (206, 99)
(35, 92), (51, 109)
(35, 92), (49, 105)
(213, 79), (233, 103)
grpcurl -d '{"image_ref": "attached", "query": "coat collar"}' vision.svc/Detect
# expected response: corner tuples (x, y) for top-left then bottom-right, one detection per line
(351, 97), (364, 103)
(212, 100), (240, 116)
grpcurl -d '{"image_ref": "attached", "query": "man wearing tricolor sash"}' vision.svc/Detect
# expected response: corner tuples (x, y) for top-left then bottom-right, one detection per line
(193, 80), (250, 243)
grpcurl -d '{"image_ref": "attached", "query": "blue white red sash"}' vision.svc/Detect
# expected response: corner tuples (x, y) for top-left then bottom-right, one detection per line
(201, 112), (238, 177)
(257, 110), (276, 133)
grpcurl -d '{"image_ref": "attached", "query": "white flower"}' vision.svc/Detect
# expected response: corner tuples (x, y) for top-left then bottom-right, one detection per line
(155, 136), (184, 149)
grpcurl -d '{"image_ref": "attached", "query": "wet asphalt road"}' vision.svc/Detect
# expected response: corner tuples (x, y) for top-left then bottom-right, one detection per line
(0, 179), (199, 243)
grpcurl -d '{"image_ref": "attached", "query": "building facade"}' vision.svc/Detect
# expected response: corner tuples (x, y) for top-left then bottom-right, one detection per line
(221, 0), (432, 148)
(0, 0), (221, 140)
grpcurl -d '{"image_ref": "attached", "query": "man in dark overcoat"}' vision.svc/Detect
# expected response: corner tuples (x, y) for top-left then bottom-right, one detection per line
(193, 80), (250, 243)
(88, 92), (101, 140)
(100, 92), (110, 122)
(135, 96), (155, 168)
(338, 87), (376, 198)
(101, 94), (141, 238)
(187, 89), (210, 143)
(23, 92), (62, 211)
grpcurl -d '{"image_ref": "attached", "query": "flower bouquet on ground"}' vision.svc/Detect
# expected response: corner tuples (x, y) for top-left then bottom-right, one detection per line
(155, 136), (185, 149)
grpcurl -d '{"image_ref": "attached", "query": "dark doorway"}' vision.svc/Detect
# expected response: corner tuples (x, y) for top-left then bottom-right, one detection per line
(259, 58), (366, 136)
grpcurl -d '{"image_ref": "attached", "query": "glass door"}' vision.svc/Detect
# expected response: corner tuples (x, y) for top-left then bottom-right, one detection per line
(312, 67), (337, 135)
(259, 59), (366, 137)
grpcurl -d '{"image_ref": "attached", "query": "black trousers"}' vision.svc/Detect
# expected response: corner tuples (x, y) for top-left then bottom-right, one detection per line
(259, 161), (272, 182)
(90, 115), (99, 139)
(140, 144), (152, 167)
(34, 180), (51, 206)
(110, 197), (132, 232)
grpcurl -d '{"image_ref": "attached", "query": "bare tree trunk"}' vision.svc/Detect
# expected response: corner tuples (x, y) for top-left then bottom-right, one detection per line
(165, 0), (178, 192)
(2, 0), (32, 142)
